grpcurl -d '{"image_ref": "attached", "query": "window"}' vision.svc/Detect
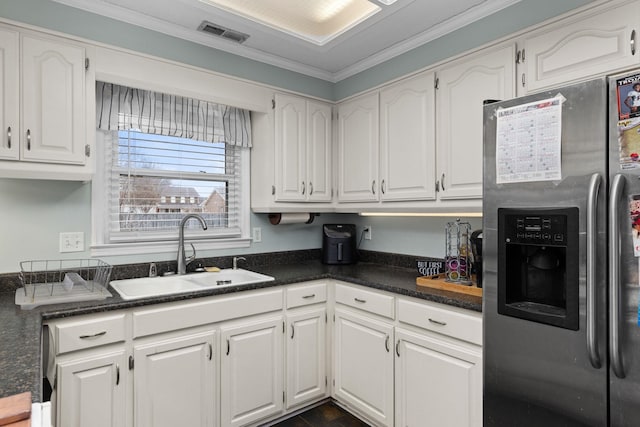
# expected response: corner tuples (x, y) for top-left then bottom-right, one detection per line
(92, 82), (252, 255)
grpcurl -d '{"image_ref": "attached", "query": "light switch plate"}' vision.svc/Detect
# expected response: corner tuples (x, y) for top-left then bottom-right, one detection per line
(252, 227), (262, 243)
(60, 232), (84, 253)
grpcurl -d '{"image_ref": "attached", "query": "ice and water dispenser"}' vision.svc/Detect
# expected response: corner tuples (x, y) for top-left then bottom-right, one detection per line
(497, 208), (579, 330)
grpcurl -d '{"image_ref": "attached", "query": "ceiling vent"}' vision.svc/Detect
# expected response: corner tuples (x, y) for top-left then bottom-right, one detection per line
(197, 21), (249, 44)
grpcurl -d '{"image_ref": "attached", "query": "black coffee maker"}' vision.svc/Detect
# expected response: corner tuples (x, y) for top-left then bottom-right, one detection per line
(470, 230), (483, 288)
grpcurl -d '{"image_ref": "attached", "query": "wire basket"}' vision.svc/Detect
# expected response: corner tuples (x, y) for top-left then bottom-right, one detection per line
(16, 259), (113, 309)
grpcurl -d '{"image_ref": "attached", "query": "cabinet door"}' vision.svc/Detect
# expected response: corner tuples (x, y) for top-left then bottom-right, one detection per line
(0, 27), (19, 160)
(57, 350), (127, 427)
(221, 315), (284, 427)
(380, 72), (436, 201)
(286, 307), (327, 409)
(337, 92), (379, 202)
(395, 328), (482, 427)
(525, 2), (640, 93)
(436, 44), (515, 200)
(274, 93), (306, 201)
(306, 100), (332, 202)
(333, 308), (394, 427)
(134, 331), (216, 427)
(21, 34), (86, 165)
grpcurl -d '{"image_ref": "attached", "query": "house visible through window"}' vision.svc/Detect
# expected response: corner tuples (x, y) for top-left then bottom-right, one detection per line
(93, 82), (251, 248)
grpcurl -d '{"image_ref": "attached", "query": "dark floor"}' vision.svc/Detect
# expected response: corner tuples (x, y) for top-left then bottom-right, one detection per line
(269, 401), (371, 427)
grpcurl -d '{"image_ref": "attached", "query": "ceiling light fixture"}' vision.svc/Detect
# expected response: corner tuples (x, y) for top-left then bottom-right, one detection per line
(199, 0), (383, 45)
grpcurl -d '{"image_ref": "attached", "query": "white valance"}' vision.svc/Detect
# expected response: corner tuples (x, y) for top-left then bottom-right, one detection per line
(95, 81), (252, 148)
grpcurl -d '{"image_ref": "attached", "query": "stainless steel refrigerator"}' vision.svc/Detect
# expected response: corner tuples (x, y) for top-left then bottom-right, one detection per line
(483, 74), (640, 426)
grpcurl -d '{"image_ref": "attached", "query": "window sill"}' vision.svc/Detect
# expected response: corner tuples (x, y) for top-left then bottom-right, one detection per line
(91, 237), (252, 257)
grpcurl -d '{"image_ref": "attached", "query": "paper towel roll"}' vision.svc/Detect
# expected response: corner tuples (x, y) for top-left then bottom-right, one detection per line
(269, 213), (315, 225)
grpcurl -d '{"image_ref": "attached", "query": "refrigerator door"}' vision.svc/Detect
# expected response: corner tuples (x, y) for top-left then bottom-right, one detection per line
(483, 78), (608, 426)
(608, 74), (640, 427)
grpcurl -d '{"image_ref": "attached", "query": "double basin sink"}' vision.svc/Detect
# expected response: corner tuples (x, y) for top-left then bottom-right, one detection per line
(109, 268), (275, 300)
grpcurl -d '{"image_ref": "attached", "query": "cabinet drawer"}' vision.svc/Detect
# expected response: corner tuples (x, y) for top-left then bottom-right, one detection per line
(335, 283), (394, 319)
(286, 281), (327, 308)
(398, 298), (481, 345)
(133, 288), (284, 338)
(51, 313), (126, 354)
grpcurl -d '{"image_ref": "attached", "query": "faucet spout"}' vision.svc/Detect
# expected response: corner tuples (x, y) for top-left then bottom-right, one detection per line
(177, 214), (208, 275)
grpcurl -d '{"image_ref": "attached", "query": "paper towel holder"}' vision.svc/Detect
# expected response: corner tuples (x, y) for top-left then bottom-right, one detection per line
(268, 213), (318, 225)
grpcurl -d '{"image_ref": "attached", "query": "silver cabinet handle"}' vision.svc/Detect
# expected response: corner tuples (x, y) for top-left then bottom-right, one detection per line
(381, 179), (386, 194)
(395, 340), (400, 357)
(586, 173), (602, 369)
(371, 180), (376, 195)
(632, 29), (637, 55)
(302, 294), (316, 299)
(354, 298), (366, 303)
(271, 185), (276, 195)
(208, 343), (213, 361)
(428, 318), (447, 326)
(309, 182), (313, 195)
(385, 335), (390, 352)
(609, 174), (625, 378)
(522, 73), (526, 88)
(440, 173), (445, 191)
(291, 324), (295, 339)
(226, 339), (230, 356)
(302, 181), (306, 195)
(116, 364), (120, 386)
(79, 331), (107, 339)
(6, 127), (10, 149)
(26, 129), (31, 150)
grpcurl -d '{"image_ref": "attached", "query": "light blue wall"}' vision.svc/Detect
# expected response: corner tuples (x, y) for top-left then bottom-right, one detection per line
(0, 0), (589, 273)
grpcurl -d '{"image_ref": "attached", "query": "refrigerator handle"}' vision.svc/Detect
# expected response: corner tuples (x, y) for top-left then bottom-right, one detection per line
(587, 173), (602, 369)
(609, 173), (626, 379)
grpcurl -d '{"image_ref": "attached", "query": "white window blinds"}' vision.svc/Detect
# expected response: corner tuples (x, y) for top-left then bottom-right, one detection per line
(95, 82), (250, 244)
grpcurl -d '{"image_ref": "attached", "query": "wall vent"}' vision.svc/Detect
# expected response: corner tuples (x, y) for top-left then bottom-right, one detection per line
(197, 21), (249, 44)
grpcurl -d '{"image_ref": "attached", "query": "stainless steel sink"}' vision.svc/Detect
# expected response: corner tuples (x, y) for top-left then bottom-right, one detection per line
(109, 269), (275, 300)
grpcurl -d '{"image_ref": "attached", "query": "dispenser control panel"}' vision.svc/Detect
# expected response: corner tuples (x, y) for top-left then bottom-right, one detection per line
(502, 213), (568, 245)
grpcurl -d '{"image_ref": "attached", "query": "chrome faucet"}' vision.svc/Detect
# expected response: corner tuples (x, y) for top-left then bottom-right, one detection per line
(232, 256), (246, 270)
(177, 214), (208, 275)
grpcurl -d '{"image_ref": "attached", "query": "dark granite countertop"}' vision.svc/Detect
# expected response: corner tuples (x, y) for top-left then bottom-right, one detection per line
(0, 256), (481, 401)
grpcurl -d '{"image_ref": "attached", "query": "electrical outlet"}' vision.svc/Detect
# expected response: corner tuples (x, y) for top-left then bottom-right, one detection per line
(252, 227), (262, 243)
(60, 232), (84, 253)
(364, 225), (372, 240)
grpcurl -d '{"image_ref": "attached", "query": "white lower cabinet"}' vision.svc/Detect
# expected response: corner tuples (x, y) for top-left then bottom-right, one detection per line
(56, 349), (127, 427)
(394, 328), (482, 427)
(46, 281), (482, 427)
(333, 307), (394, 427)
(133, 330), (216, 427)
(286, 307), (327, 409)
(220, 315), (284, 427)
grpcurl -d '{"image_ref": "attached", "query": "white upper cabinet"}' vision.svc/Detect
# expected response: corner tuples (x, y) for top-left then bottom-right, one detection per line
(379, 72), (436, 202)
(524, 0), (640, 93)
(21, 33), (86, 164)
(0, 28), (19, 161)
(0, 25), (91, 180)
(337, 92), (379, 202)
(274, 93), (332, 202)
(337, 73), (437, 204)
(436, 44), (515, 200)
